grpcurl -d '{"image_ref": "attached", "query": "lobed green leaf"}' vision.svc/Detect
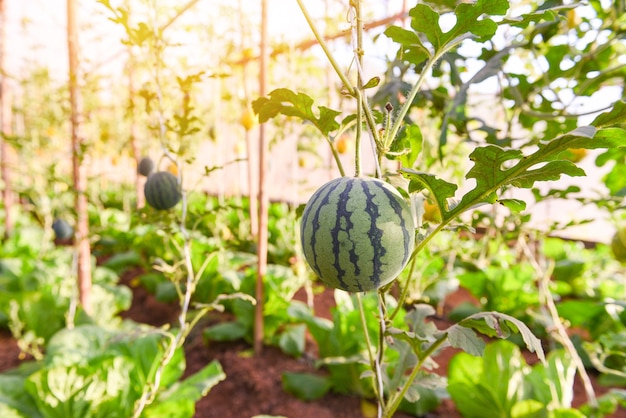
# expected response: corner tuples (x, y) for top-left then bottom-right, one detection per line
(401, 169), (458, 222)
(458, 311), (545, 363)
(252, 88), (341, 137)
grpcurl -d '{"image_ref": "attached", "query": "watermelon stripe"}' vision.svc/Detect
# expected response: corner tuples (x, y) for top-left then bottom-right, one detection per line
(305, 178), (342, 283)
(360, 180), (386, 290)
(160, 176), (173, 207)
(370, 180), (413, 266)
(330, 178), (353, 290)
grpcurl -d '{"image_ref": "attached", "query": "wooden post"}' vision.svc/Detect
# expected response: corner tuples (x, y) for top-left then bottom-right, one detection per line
(254, 0), (269, 354)
(67, 0), (92, 314)
(128, 51), (144, 208)
(0, 0), (14, 240)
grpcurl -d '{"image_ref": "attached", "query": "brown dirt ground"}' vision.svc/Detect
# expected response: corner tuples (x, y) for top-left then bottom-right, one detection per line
(0, 271), (625, 418)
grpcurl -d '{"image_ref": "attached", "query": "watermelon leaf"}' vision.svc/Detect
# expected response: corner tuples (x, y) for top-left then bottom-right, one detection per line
(445, 326), (485, 357)
(498, 199), (526, 212)
(252, 88), (341, 137)
(387, 124), (423, 168)
(384, 24), (431, 65)
(282, 372), (331, 401)
(591, 100), (626, 128)
(451, 126), (626, 215)
(455, 311), (545, 363)
(400, 170), (458, 222)
(144, 361), (226, 418)
(408, 0), (508, 53)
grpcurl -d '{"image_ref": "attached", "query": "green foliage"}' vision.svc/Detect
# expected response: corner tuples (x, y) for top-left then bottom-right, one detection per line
(292, 291), (390, 397)
(448, 341), (582, 418)
(0, 222), (131, 352)
(252, 1), (626, 417)
(584, 331), (626, 387)
(253, 88), (341, 137)
(385, 0), (509, 67)
(203, 263), (306, 356)
(456, 263), (539, 321)
(0, 324), (224, 418)
(281, 372), (331, 401)
(3, 0), (626, 416)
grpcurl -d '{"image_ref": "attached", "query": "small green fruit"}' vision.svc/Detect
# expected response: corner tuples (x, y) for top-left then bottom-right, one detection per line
(52, 218), (74, 240)
(144, 171), (181, 210)
(138, 157), (155, 177)
(611, 227), (626, 263)
(300, 176), (415, 292)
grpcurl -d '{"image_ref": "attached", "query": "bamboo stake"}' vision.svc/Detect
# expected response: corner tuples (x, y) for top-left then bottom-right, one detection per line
(238, 0), (258, 238)
(127, 50), (144, 208)
(0, 0), (14, 239)
(67, 0), (92, 314)
(254, 0), (269, 354)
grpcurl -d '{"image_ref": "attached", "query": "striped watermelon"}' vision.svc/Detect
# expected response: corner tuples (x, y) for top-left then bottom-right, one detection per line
(300, 176), (415, 292)
(144, 171), (181, 210)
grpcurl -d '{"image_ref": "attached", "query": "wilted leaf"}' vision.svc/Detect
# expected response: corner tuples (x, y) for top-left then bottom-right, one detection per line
(446, 325), (485, 356)
(458, 312), (545, 363)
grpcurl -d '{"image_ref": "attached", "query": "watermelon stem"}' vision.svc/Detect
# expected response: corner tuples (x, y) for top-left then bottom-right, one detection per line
(389, 254), (418, 322)
(384, 333), (448, 417)
(385, 34), (469, 152)
(355, 88), (363, 177)
(296, 0), (382, 175)
(356, 292), (385, 410)
(376, 292), (388, 415)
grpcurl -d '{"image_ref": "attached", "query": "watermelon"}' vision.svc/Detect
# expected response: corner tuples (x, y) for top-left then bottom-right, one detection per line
(144, 171), (181, 210)
(300, 176), (415, 292)
(138, 157), (155, 177)
(52, 218), (74, 240)
(612, 227), (626, 263)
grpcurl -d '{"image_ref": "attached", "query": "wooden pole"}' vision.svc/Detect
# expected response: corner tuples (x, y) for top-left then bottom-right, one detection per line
(254, 0), (269, 354)
(0, 0), (14, 240)
(128, 51), (144, 208)
(238, 0), (258, 239)
(67, 0), (92, 314)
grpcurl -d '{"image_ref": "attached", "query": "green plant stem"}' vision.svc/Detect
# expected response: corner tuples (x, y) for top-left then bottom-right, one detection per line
(326, 136), (346, 176)
(132, 6), (199, 414)
(296, 0), (381, 148)
(389, 252), (418, 321)
(518, 239), (599, 415)
(355, 88), (363, 177)
(538, 261), (599, 415)
(376, 292), (388, 415)
(384, 333), (448, 418)
(386, 36), (469, 149)
(356, 292), (385, 409)
(296, 0), (354, 96)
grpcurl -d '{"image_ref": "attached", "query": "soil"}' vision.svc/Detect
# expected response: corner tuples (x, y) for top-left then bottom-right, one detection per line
(0, 270), (624, 418)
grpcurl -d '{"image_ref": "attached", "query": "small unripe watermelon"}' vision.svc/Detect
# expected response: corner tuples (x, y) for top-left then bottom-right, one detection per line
(300, 176), (415, 292)
(138, 157), (155, 177)
(52, 218), (74, 240)
(612, 227), (626, 264)
(144, 171), (181, 210)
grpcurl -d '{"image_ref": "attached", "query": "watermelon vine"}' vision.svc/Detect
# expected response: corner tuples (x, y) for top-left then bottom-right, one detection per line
(253, 0), (626, 417)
